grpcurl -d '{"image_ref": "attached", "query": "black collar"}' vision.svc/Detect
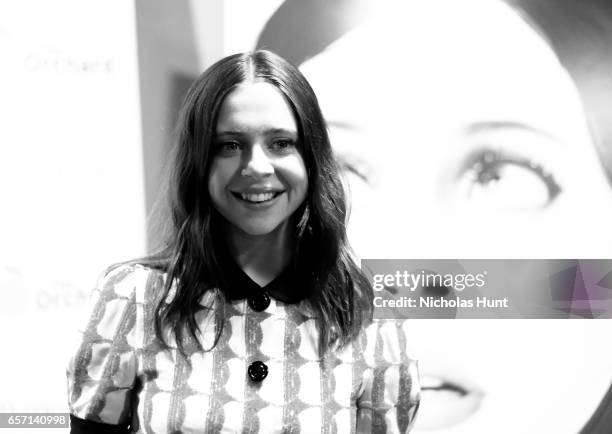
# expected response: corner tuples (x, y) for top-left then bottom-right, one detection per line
(217, 246), (310, 305)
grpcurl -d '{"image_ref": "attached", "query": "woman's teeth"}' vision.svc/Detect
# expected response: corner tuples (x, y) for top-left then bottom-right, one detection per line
(240, 192), (276, 203)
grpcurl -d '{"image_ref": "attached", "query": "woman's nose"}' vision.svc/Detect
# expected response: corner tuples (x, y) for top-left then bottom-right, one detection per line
(241, 143), (274, 178)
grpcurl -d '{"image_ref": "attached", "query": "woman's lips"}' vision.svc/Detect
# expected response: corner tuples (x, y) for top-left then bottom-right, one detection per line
(230, 190), (285, 209)
(416, 372), (485, 430)
(234, 191), (282, 203)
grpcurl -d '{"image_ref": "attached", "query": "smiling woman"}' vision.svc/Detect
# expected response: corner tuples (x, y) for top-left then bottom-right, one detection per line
(209, 82), (308, 246)
(65, 50), (420, 433)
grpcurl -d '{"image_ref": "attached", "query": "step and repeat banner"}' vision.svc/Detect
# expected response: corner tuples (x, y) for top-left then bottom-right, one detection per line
(0, 0), (146, 421)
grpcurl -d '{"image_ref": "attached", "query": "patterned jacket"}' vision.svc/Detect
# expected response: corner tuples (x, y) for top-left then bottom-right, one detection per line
(67, 264), (420, 433)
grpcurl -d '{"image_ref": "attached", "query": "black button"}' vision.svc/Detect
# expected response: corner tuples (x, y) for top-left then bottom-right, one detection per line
(248, 291), (270, 311)
(248, 361), (268, 382)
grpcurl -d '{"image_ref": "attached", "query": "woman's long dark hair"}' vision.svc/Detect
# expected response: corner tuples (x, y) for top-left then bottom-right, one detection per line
(128, 50), (372, 356)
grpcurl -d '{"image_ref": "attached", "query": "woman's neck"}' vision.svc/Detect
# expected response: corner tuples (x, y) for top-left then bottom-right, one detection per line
(225, 221), (294, 287)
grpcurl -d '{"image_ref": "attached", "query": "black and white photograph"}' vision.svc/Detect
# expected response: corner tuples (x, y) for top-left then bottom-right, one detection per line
(1, 0), (612, 432)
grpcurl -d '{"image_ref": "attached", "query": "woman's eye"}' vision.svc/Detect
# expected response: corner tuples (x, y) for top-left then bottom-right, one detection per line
(459, 150), (561, 210)
(269, 139), (296, 153)
(215, 141), (242, 156)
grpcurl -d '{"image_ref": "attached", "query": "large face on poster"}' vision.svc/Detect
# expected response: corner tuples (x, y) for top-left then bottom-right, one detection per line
(297, 1), (612, 260)
(236, 0), (612, 432)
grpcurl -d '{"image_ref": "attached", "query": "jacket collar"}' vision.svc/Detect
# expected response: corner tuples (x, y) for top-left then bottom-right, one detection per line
(217, 244), (310, 305)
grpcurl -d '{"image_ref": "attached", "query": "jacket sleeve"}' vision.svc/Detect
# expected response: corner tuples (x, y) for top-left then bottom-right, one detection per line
(66, 265), (141, 430)
(356, 319), (421, 433)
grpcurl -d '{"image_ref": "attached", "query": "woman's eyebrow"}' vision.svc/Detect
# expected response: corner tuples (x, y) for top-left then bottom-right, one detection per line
(214, 128), (297, 137)
(264, 128), (297, 136)
(463, 121), (560, 143)
(214, 131), (242, 137)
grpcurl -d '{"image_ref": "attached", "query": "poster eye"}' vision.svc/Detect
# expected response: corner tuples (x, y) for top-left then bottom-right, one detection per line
(458, 150), (561, 210)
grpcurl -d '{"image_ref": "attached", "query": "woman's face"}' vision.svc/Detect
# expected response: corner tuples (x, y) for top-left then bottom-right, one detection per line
(301, 3), (612, 260)
(208, 81), (308, 238)
(300, 1), (612, 432)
